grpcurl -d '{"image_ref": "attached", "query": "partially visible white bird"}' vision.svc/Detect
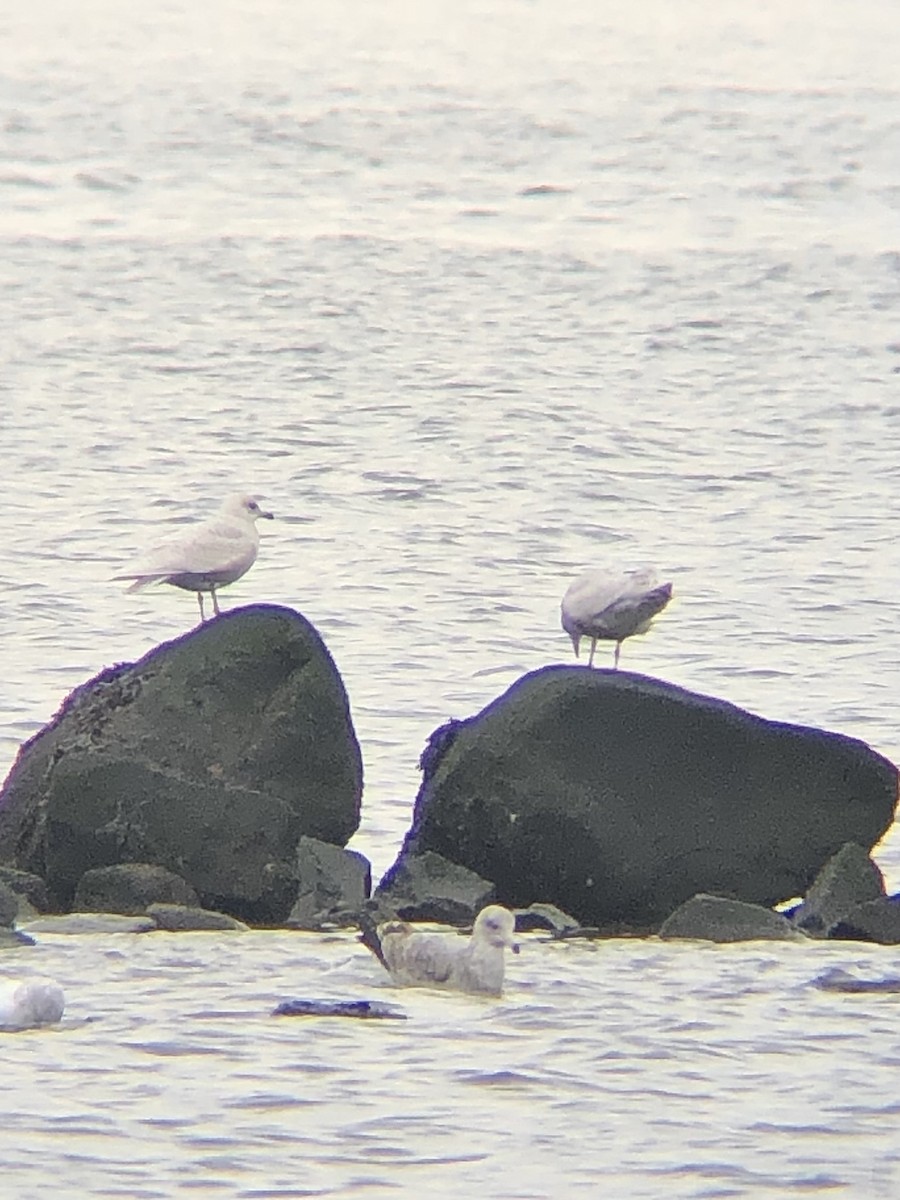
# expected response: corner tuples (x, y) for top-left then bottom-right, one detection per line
(561, 566), (673, 668)
(113, 493), (274, 622)
(365, 905), (519, 997)
(0, 977), (65, 1030)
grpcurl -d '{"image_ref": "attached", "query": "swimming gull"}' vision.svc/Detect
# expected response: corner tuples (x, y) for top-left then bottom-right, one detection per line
(0, 977), (65, 1030)
(113, 492), (274, 621)
(364, 905), (519, 997)
(561, 566), (673, 668)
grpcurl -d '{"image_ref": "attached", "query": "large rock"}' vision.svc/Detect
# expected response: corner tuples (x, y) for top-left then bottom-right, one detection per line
(0, 605), (363, 923)
(384, 667), (898, 933)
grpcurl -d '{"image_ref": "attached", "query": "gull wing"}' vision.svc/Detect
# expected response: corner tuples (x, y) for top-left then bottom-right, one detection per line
(562, 569), (634, 625)
(381, 929), (459, 986)
(114, 515), (257, 584)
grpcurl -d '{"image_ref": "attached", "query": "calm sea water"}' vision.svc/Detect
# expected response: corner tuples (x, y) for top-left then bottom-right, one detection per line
(2, 0), (900, 1194)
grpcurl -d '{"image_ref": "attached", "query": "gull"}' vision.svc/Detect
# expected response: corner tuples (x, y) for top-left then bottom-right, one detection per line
(360, 905), (519, 997)
(561, 566), (673, 668)
(113, 493), (274, 622)
(0, 977), (65, 1030)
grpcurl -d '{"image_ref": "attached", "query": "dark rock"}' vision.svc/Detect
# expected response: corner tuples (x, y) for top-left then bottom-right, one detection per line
(813, 967), (900, 992)
(272, 999), (407, 1020)
(74, 863), (199, 915)
(146, 903), (248, 931)
(790, 842), (885, 936)
(0, 881), (19, 928)
(659, 894), (805, 942)
(373, 850), (496, 925)
(0, 605), (363, 923)
(513, 903), (582, 934)
(0, 868), (52, 913)
(284, 837), (371, 929)
(385, 667), (898, 932)
(829, 896), (900, 944)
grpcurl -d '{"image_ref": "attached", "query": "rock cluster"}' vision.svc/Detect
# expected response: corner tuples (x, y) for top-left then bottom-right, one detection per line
(1, 614), (898, 950)
(0, 605), (363, 925)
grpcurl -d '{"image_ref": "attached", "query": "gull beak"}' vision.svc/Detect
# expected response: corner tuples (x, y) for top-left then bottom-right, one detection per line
(260, 509), (274, 520)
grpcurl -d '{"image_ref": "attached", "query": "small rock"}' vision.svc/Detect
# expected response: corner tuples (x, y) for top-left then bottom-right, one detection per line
(828, 895), (900, 944)
(790, 842), (885, 936)
(373, 850), (496, 925)
(74, 863), (200, 915)
(146, 903), (249, 932)
(0, 881), (19, 929)
(659, 894), (807, 943)
(285, 838), (371, 929)
(0, 868), (52, 913)
(21, 913), (157, 935)
(513, 902), (582, 934)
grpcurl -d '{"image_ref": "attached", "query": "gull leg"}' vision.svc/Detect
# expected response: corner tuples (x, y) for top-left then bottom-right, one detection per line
(588, 638), (597, 667)
(614, 641), (621, 669)
(211, 587), (220, 616)
(197, 592), (206, 623)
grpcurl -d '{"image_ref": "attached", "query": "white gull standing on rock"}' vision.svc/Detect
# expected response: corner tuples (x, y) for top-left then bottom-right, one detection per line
(561, 566), (673, 668)
(0, 977), (65, 1030)
(113, 493), (274, 622)
(365, 906), (519, 997)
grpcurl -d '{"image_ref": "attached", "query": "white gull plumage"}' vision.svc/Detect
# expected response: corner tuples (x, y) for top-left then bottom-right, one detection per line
(113, 492), (274, 622)
(371, 906), (519, 996)
(561, 566), (673, 668)
(0, 977), (65, 1029)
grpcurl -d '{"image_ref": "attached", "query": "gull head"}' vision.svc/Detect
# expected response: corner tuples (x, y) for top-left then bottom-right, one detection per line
(224, 493), (275, 522)
(474, 905), (519, 952)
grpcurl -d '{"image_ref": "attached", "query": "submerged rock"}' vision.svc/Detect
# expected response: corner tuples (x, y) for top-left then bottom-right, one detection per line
(146, 903), (249, 932)
(272, 999), (407, 1020)
(813, 967), (900, 993)
(22, 913), (157, 935)
(384, 667), (898, 932)
(0, 605), (363, 924)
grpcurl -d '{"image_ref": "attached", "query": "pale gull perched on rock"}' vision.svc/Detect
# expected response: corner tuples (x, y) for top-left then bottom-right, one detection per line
(113, 493), (274, 622)
(561, 566), (673, 668)
(364, 906), (519, 997)
(0, 977), (65, 1030)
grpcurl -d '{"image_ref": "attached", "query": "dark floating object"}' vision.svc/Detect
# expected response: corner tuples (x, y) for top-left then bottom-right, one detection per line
(812, 967), (900, 994)
(271, 998), (407, 1020)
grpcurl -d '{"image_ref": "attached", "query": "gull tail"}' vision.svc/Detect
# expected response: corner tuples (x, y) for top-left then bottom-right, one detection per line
(357, 911), (388, 969)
